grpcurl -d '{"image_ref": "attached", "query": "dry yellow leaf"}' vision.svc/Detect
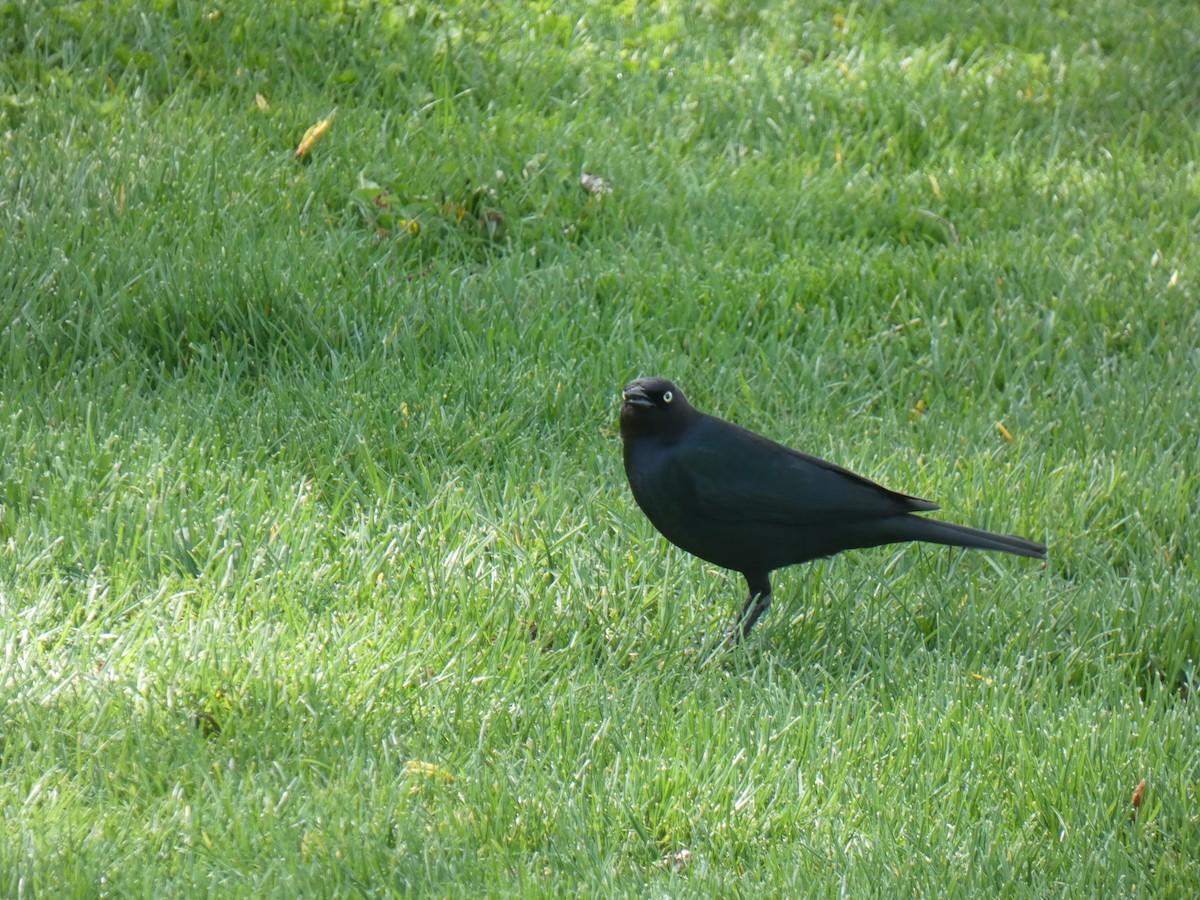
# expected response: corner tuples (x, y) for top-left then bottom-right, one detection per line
(405, 760), (454, 783)
(296, 109), (337, 157)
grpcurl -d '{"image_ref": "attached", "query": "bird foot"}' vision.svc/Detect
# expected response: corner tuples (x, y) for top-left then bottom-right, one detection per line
(728, 591), (772, 643)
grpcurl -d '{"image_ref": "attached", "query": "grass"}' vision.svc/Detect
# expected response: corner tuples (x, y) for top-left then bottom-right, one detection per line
(2, 0), (1199, 893)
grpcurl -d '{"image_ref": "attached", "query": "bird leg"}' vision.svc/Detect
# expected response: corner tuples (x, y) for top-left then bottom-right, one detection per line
(730, 573), (772, 641)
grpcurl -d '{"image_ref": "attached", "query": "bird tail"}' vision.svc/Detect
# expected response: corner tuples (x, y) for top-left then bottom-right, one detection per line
(885, 515), (1047, 559)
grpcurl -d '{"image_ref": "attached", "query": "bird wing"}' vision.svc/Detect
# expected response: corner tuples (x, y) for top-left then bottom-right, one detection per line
(666, 417), (938, 525)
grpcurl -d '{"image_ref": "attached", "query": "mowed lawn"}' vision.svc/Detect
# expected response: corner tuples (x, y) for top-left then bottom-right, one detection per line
(2, 0), (1199, 894)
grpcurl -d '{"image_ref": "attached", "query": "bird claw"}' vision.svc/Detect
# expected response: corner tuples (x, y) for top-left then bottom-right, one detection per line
(719, 592), (772, 646)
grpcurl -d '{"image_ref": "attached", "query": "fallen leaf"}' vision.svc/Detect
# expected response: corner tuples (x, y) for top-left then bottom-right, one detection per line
(1130, 778), (1147, 822)
(580, 172), (613, 196)
(405, 760), (455, 783)
(296, 109), (337, 157)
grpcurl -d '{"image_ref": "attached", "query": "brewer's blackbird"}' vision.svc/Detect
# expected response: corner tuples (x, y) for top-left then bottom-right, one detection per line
(619, 376), (1046, 640)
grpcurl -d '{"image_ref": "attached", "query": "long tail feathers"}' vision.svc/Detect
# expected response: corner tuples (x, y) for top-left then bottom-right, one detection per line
(889, 515), (1047, 559)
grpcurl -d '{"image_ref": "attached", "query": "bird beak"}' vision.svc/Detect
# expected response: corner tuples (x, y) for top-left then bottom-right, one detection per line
(622, 384), (653, 408)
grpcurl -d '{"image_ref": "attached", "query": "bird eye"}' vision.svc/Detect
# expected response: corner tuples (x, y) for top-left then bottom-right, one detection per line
(662, 391), (673, 404)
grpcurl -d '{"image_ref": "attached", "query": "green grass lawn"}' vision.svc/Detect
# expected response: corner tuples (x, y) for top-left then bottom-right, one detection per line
(3, 0), (1199, 893)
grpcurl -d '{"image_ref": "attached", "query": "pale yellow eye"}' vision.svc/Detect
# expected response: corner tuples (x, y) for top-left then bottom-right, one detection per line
(662, 391), (673, 403)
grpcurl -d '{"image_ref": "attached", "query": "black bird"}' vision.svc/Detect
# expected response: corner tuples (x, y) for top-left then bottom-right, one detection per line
(619, 377), (1046, 640)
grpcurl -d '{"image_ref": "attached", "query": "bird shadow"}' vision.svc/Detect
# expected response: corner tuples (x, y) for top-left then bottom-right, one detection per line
(697, 552), (1002, 680)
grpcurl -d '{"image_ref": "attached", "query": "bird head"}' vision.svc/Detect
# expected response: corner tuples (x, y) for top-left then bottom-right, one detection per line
(619, 377), (694, 439)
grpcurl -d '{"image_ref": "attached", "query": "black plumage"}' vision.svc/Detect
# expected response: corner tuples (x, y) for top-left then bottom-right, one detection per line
(619, 377), (1046, 640)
